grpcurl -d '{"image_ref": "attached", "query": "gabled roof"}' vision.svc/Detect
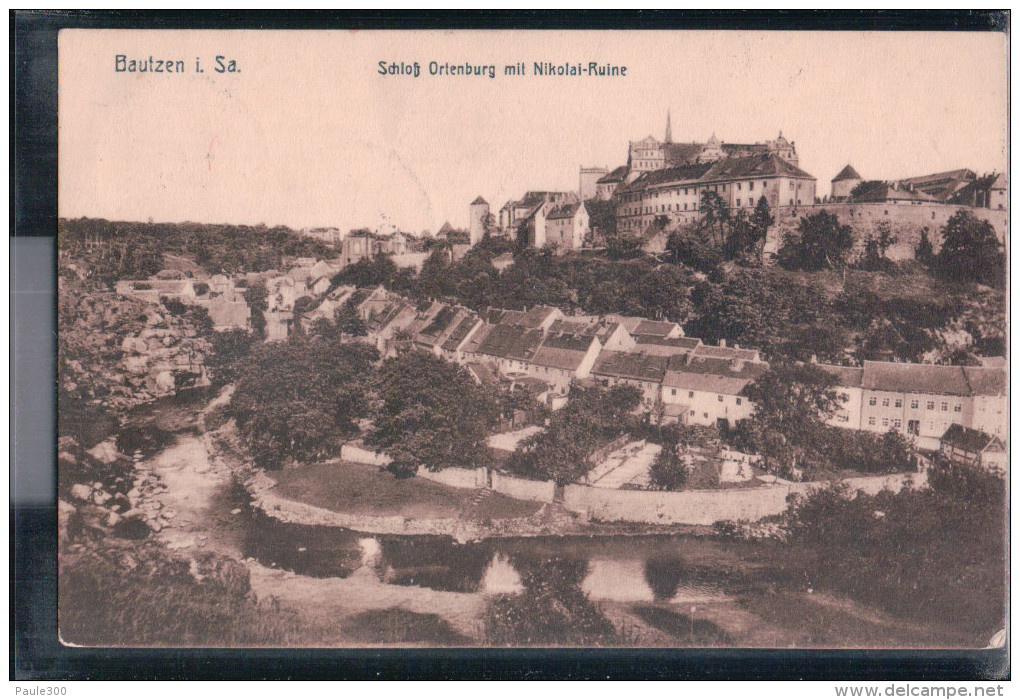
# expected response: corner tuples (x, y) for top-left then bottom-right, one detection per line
(517, 305), (561, 329)
(616, 163), (713, 195)
(466, 362), (500, 386)
(962, 366), (1006, 396)
(476, 324), (544, 362)
(634, 335), (700, 349)
(441, 315), (483, 352)
(596, 166), (629, 184)
(532, 333), (599, 372)
(471, 196), (488, 206)
(861, 361), (971, 396)
(852, 183), (938, 203)
(693, 345), (760, 362)
(700, 153), (815, 182)
(591, 351), (669, 383)
(546, 203), (583, 220)
(482, 307), (526, 326)
(662, 355), (769, 395)
(816, 363), (864, 389)
(833, 164), (862, 182)
(633, 319), (681, 338)
(941, 424), (1005, 453)
(948, 173), (1008, 204)
(664, 142), (708, 165)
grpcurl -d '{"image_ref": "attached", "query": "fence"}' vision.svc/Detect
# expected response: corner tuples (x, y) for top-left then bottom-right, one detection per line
(563, 471), (926, 526)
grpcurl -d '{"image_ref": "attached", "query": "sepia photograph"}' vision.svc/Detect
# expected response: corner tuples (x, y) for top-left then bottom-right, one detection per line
(53, 25), (1007, 651)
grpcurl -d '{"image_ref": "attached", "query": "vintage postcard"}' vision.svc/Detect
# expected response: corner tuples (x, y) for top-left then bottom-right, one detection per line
(56, 27), (1007, 649)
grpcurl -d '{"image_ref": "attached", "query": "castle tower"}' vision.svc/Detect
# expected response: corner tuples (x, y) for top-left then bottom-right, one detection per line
(469, 196), (489, 246)
(579, 166), (608, 201)
(831, 164), (862, 202)
(665, 110), (672, 144)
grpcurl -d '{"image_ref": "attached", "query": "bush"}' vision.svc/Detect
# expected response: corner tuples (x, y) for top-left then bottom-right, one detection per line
(59, 542), (302, 646)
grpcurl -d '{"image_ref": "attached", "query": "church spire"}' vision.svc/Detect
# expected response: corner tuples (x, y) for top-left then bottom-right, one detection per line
(665, 110), (672, 144)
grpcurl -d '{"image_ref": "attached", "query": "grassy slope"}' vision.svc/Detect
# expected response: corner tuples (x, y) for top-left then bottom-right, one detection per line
(272, 461), (543, 520)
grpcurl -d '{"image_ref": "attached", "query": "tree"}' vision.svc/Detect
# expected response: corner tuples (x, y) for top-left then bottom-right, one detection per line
(698, 189), (730, 247)
(229, 337), (378, 469)
(778, 210), (854, 271)
(504, 384), (641, 485)
(205, 329), (257, 385)
(648, 441), (688, 491)
(935, 210), (1004, 287)
(332, 253), (399, 289)
(334, 303), (368, 337)
(243, 280), (269, 340)
(915, 226), (935, 266)
(368, 351), (499, 476)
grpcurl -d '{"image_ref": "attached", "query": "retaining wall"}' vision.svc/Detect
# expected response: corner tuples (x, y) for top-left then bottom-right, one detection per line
(491, 471), (557, 503)
(563, 471), (926, 526)
(418, 466), (488, 490)
(339, 444), (392, 467)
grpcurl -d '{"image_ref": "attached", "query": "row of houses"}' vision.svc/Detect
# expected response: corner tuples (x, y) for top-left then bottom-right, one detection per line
(817, 360), (1007, 451)
(315, 284), (771, 427)
(304, 284), (1007, 459)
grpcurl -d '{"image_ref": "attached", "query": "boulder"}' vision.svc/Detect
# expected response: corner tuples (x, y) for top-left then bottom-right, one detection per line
(154, 371), (176, 393)
(87, 440), (125, 465)
(69, 483), (93, 503)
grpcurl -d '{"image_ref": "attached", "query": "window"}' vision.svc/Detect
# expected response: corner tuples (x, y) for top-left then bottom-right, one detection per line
(868, 417), (876, 426)
(910, 400), (919, 409)
(954, 404), (961, 413)
(671, 388), (676, 396)
(749, 182), (754, 190)
(703, 413), (708, 419)
(718, 395), (724, 402)
(736, 199), (741, 207)
(894, 399), (902, 408)
(893, 419), (901, 429)
(790, 199), (794, 206)
(688, 391), (694, 398)
(882, 398), (890, 407)
(927, 401), (935, 410)
(736, 398), (742, 405)
(869, 397), (877, 406)
(690, 410), (695, 417)
(762, 181), (767, 188)
(882, 418), (889, 427)
(737, 183), (741, 191)
(941, 402), (948, 411)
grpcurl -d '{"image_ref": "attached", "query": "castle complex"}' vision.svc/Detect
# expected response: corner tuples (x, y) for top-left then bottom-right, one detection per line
(468, 112), (1006, 256)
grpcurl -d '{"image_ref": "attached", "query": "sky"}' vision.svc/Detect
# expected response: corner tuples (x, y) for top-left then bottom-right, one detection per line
(59, 29), (1008, 234)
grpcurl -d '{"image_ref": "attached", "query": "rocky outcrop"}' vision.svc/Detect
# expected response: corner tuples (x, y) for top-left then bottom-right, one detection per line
(59, 277), (211, 412)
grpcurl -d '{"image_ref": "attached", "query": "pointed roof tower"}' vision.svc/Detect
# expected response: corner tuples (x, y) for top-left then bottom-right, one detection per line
(665, 110), (673, 144)
(833, 164), (862, 182)
(471, 196), (488, 206)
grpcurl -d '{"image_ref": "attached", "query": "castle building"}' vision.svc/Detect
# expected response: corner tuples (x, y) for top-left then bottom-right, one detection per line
(614, 154), (817, 235)
(623, 114), (800, 181)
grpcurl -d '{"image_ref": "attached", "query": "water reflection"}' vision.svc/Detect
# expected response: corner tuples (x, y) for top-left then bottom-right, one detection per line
(583, 558), (655, 602)
(247, 520), (730, 605)
(480, 552), (523, 595)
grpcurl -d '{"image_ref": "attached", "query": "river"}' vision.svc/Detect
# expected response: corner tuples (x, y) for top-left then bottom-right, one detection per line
(125, 392), (974, 648)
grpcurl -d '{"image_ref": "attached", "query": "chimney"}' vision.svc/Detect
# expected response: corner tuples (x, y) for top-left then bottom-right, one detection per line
(734, 343), (740, 350)
(719, 338), (726, 348)
(810, 354), (818, 364)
